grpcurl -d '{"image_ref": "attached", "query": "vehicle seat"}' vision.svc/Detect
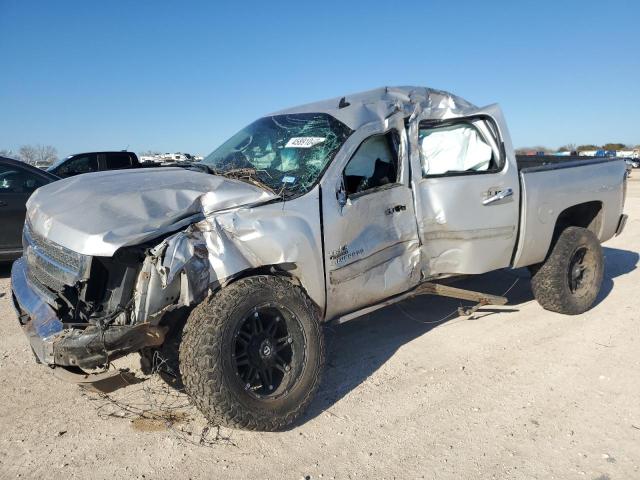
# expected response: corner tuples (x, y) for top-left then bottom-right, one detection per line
(368, 158), (393, 188)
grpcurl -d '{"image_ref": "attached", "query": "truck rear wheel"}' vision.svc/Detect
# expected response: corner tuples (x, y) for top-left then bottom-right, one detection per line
(530, 226), (604, 315)
(179, 275), (325, 431)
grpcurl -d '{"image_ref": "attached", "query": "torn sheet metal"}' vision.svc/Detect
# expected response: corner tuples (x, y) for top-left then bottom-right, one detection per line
(407, 104), (522, 277)
(52, 323), (167, 369)
(272, 86), (480, 132)
(11, 258), (168, 369)
(153, 225), (210, 304)
(26, 167), (276, 257)
(317, 109), (423, 319)
(146, 187), (326, 312)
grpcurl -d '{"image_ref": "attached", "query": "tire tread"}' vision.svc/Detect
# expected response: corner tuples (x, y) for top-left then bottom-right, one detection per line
(179, 276), (324, 431)
(530, 226), (603, 315)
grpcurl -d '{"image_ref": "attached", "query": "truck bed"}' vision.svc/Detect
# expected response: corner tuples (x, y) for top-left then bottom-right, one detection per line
(516, 155), (617, 172)
(512, 157), (626, 269)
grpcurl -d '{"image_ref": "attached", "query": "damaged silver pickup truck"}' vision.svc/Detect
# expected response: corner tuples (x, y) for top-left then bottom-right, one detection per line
(11, 86), (628, 431)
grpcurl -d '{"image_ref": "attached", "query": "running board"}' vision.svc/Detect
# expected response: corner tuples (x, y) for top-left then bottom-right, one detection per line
(332, 282), (508, 325)
(415, 282), (507, 316)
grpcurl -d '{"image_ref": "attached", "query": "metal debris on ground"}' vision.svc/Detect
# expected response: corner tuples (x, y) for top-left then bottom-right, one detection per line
(80, 351), (236, 448)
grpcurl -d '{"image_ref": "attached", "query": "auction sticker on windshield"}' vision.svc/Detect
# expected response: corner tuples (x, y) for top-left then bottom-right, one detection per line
(285, 137), (326, 148)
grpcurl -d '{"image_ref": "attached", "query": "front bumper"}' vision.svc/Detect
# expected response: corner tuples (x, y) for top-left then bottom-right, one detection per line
(10, 258), (167, 370)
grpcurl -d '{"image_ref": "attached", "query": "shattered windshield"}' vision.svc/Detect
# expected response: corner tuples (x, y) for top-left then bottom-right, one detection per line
(203, 113), (352, 195)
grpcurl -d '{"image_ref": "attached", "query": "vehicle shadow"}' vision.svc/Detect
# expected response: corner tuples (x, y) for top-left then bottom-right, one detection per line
(0, 262), (12, 279)
(299, 246), (637, 426)
(594, 246), (639, 307)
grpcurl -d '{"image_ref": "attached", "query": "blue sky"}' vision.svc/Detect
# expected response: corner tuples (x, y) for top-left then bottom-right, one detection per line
(0, 0), (638, 158)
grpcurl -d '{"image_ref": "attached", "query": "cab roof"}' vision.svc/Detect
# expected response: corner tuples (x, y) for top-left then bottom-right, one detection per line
(270, 86), (480, 130)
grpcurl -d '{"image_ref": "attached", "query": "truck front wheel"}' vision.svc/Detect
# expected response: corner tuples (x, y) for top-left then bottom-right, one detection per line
(530, 226), (604, 315)
(179, 275), (325, 431)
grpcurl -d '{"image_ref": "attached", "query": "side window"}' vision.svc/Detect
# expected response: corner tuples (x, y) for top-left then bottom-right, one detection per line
(0, 166), (46, 194)
(343, 131), (399, 196)
(58, 154), (98, 175)
(419, 123), (496, 176)
(105, 152), (132, 169)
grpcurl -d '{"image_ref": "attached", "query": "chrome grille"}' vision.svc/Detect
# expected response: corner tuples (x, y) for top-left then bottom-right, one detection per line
(23, 224), (90, 295)
(27, 262), (66, 293)
(26, 226), (82, 271)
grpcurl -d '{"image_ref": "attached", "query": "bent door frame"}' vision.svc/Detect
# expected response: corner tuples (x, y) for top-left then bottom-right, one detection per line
(319, 113), (421, 319)
(407, 105), (521, 277)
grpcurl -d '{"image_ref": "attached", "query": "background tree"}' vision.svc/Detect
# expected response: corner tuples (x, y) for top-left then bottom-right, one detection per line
(515, 146), (552, 155)
(558, 143), (577, 152)
(0, 149), (19, 159)
(19, 145), (38, 164)
(576, 144), (600, 151)
(533, 146), (553, 153)
(17, 144), (58, 166)
(602, 143), (627, 151)
(35, 144), (58, 166)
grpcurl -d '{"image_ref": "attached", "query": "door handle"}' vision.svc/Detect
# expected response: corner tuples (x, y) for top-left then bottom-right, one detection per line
(482, 188), (513, 205)
(0, 200), (7, 207)
(386, 204), (407, 215)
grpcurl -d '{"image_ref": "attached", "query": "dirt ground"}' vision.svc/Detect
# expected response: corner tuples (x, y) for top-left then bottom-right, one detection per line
(1, 180), (639, 480)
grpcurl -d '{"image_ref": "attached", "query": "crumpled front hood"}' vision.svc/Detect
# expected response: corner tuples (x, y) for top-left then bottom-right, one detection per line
(27, 167), (276, 256)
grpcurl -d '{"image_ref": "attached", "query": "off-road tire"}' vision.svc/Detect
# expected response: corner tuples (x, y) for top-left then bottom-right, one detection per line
(179, 275), (325, 431)
(530, 226), (604, 315)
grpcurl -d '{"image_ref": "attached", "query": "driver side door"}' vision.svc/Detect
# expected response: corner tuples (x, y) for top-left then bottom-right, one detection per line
(321, 128), (420, 319)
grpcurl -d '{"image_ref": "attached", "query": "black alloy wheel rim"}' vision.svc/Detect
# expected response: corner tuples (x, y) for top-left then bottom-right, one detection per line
(231, 303), (306, 399)
(568, 246), (589, 294)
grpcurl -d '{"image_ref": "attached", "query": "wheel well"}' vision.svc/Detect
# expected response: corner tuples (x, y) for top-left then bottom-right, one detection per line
(231, 263), (300, 284)
(554, 201), (603, 236)
(218, 264), (321, 311)
(547, 201), (603, 258)
(225, 264), (324, 319)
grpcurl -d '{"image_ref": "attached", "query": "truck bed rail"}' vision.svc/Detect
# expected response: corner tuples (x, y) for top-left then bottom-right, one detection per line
(516, 155), (618, 173)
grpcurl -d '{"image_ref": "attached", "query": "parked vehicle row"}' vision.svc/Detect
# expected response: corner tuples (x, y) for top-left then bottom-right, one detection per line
(47, 150), (208, 178)
(47, 151), (139, 178)
(8, 86), (629, 432)
(624, 158), (640, 169)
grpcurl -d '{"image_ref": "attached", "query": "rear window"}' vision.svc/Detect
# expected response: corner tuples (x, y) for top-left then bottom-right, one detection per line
(105, 153), (133, 169)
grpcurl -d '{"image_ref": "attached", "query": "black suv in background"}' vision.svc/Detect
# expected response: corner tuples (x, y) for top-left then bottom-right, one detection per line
(47, 151), (140, 178)
(0, 156), (58, 261)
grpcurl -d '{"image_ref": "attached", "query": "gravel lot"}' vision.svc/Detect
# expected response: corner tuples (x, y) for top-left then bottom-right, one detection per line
(1, 179), (638, 480)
